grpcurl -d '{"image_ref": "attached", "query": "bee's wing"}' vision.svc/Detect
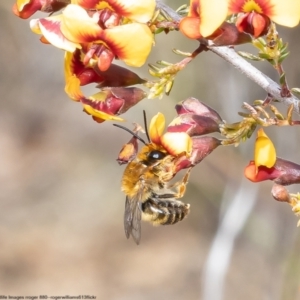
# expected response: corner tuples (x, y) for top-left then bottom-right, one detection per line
(124, 195), (142, 245)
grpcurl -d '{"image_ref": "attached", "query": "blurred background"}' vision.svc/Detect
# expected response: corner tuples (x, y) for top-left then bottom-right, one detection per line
(1, 1), (300, 299)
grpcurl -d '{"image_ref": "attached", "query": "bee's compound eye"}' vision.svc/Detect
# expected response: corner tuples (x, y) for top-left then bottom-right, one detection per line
(148, 150), (166, 161)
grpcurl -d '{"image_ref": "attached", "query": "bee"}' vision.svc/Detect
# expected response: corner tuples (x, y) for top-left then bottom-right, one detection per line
(114, 123), (191, 245)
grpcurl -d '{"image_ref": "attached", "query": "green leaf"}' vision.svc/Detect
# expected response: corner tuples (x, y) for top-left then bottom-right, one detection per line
(291, 88), (300, 95)
(278, 51), (289, 63)
(238, 51), (263, 61)
(279, 73), (286, 85)
(258, 53), (271, 60)
(155, 28), (165, 34)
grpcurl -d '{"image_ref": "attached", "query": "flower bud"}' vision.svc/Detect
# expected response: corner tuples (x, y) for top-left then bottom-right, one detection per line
(167, 114), (220, 136)
(111, 87), (146, 114)
(211, 22), (252, 46)
(271, 184), (290, 203)
(81, 87), (146, 123)
(95, 63), (146, 87)
(175, 98), (223, 124)
(190, 136), (221, 165)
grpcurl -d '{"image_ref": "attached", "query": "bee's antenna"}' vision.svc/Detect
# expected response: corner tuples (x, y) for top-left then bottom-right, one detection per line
(113, 124), (147, 145)
(143, 110), (150, 143)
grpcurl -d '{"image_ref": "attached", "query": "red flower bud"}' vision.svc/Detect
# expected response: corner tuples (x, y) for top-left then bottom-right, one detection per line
(271, 184), (291, 203)
(95, 64), (146, 88)
(175, 98), (223, 124)
(81, 87), (146, 123)
(190, 136), (221, 165)
(110, 87), (146, 114)
(167, 114), (220, 136)
(211, 22), (252, 46)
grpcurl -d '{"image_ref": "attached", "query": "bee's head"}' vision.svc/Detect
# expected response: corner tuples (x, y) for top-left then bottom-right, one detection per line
(137, 143), (168, 166)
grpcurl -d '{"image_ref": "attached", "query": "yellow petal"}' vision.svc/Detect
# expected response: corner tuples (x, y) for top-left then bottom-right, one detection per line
(269, 0), (300, 27)
(65, 76), (84, 101)
(72, 0), (155, 23)
(107, 0), (156, 23)
(30, 18), (42, 34)
(199, 0), (229, 37)
(149, 112), (165, 144)
(71, 0), (112, 10)
(161, 132), (192, 156)
(83, 104), (124, 121)
(64, 51), (73, 79)
(103, 23), (153, 67)
(16, 0), (31, 11)
(61, 4), (102, 43)
(254, 128), (276, 170)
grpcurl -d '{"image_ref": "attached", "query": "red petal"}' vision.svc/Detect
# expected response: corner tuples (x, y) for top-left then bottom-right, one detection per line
(244, 161), (280, 182)
(13, 1), (41, 19)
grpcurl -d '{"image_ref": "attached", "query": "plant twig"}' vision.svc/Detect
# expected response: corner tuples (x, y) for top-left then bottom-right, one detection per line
(207, 44), (300, 113)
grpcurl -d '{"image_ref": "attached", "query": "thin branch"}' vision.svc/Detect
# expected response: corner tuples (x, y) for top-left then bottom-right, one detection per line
(156, 0), (181, 22)
(155, 0), (300, 115)
(208, 45), (300, 113)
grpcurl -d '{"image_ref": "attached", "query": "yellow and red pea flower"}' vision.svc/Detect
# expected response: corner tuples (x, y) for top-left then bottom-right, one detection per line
(180, 0), (300, 40)
(30, 4), (154, 71)
(254, 128), (276, 172)
(64, 49), (147, 123)
(149, 113), (193, 157)
(147, 99), (222, 171)
(19, 0), (155, 122)
(64, 51), (147, 122)
(242, 124), (300, 186)
(168, 98), (222, 168)
(65, 49), (146, 91)
(244, 128), (279, 182)
(229, 0), (300, 31)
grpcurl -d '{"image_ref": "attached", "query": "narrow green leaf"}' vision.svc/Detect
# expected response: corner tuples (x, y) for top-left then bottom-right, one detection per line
(238, 51), (263, 61)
